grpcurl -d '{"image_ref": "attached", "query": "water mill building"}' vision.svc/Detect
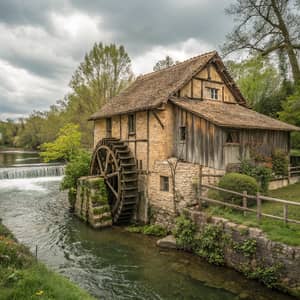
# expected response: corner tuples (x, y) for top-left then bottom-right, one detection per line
(88, 51), (299, 225)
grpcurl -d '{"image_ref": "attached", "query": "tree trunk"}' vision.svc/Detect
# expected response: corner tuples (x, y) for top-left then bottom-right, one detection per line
(271, 0), (300, 83)
(286, 46), (300, 83)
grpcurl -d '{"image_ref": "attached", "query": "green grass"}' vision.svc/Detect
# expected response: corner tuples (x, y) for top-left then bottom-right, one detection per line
(0, 222), (96, 300)
(205, 182), (300, 246)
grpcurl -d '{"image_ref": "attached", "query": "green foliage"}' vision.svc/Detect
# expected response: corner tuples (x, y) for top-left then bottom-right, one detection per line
(65, 43), (133, 146)
(280, 83), (300, 150)
(233, 239), (257, 258)
(0, 221), (95, 300)
(218, 173), (259, 205)
(225, 57), (281, 112)
(93, 205), (110, 215)
(126, 224), (168, 237)
(271, 150), (289, 176)
(60, 150), (91, 207)
(242, 264), (281, 288)
(194, 225), (227, 265)
(40, 123), (82, 162)
(240, 160), (272, 193)
(173, 214), (196, 250)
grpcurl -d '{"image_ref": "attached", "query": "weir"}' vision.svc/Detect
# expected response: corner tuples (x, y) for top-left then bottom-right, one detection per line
(0, 164), (65, 180)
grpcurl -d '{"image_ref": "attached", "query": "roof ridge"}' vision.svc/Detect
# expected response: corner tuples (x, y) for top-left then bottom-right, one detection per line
(137, 50), (217, 81)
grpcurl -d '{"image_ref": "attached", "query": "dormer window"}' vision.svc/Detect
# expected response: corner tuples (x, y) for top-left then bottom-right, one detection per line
(208, 88), (219, 100)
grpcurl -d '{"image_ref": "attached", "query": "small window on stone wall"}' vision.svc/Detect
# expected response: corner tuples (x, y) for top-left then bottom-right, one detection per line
(160, 176), (169, 192)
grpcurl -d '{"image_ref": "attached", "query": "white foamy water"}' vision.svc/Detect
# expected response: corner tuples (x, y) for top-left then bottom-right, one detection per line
(0, 176), (63, 191)
(0, 164), (65, 180)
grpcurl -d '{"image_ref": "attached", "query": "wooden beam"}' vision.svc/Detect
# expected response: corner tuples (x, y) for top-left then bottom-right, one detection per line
(151, 110), (164, 129)
(193, 77), (224, 85)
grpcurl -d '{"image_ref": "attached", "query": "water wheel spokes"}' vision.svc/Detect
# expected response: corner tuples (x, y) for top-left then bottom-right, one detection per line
(90, 138), (138, 224)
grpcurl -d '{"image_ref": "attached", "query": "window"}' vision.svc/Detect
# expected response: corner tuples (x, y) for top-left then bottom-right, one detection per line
(106, 118), (112, 138)
(209, 88), (218, 100)
(128, 114), (136, 134)
(179, 126), (186, 141)
(226, 131), (239, 144)
(160, 176), (169, 192)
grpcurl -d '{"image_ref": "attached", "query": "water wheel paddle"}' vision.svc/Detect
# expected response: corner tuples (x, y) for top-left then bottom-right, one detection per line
(90, 138), (138, 224)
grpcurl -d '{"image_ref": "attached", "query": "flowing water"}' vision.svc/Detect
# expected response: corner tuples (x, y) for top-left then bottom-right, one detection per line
(0, 150), (296, 300)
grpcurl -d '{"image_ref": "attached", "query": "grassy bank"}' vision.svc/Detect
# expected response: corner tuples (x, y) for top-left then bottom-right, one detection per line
(205, 182), (300, 246)
(0, 221), (95, 300)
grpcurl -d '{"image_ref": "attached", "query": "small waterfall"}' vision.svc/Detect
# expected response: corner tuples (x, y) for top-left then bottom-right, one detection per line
(0, 164), (65, 180)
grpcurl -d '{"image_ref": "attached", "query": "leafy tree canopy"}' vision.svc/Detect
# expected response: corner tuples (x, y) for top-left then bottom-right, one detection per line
(223, 0), (300, 82)
(40, 123), (81, 162)
(226, 56), (281, 114)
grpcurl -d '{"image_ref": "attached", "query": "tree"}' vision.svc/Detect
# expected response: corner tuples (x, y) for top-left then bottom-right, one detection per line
(223, 0), (300, 82)
(279, 83), (300, 148)
(65, 43), (133, 147)
(153, 55), (179, 71)
(40, 123), (82, 162)
(226, 56), (281, 113)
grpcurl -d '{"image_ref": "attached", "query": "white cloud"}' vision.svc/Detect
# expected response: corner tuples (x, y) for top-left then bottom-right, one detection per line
(132, 38), (214, 75)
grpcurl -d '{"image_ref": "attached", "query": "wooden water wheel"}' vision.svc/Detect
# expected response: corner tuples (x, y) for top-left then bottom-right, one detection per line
(90, 138), (138, 224)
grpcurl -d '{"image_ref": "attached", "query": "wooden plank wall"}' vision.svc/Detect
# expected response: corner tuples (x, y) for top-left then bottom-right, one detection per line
(174, 106), (289, 170)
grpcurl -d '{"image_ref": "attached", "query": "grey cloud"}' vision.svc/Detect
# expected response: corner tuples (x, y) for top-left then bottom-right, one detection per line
(0, 0), (235, 120)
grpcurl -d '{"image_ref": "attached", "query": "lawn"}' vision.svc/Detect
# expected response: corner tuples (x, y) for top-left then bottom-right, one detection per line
(204, 182), (300, 246)
(0, 221), (96, 300)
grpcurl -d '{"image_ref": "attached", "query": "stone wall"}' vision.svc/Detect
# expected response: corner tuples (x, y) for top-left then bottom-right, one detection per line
(185, 209), (300, 297)
(74, 176), (112, 229)
(148, 159), (224, 226)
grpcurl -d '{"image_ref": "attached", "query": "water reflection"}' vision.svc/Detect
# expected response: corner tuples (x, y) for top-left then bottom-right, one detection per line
(0, 149), (41, 167)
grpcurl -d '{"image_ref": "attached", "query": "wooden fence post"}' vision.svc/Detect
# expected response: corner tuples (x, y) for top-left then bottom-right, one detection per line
(288, 165), (291, 184)
(256, 192), (261, 222)
(283, 204), (288, 224)
(243, 191), (247, 216)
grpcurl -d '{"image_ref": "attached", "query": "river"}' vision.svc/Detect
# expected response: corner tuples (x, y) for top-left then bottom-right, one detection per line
(0, 150), (295, 300)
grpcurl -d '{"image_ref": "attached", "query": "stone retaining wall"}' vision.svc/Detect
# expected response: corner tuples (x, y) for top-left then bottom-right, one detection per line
(74, 176), (112, 229)
(185, 209), (300, 297)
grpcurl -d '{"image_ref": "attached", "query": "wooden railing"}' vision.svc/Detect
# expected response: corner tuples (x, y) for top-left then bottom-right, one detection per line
(200, 184), (300, 225)
(289, 165), (300, 177)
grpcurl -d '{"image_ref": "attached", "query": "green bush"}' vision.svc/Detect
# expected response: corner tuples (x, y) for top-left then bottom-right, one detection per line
(173, 214), (196, 250)
(194, 225), (227, 265)
(272, 150), (288, 177)
(219, 173), (259, 205)
(240, 160), (272, 193)
(60, 150), (91, 206)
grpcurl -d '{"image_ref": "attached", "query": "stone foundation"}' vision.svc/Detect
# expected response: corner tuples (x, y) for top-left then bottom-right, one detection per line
(75, 176), (112, 229)
(185, 209), (300, 297)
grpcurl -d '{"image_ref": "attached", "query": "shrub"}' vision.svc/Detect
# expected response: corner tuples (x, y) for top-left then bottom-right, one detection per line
(218, 173), (259, 205)
(173, 214), (196, 250)
(194, 225), (227, 265)
(60, 150), (91, 206)
(240, 160), (272, 193)
(272, 150), (288, 177)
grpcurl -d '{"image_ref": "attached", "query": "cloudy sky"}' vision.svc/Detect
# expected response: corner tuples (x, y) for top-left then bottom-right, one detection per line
(0, 0), (235, 120)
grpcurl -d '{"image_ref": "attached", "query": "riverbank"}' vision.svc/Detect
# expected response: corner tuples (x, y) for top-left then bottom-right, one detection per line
(0, 220), (95, 300)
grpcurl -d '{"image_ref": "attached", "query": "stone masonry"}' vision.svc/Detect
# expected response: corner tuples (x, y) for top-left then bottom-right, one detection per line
(75, 176), (112, 229)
